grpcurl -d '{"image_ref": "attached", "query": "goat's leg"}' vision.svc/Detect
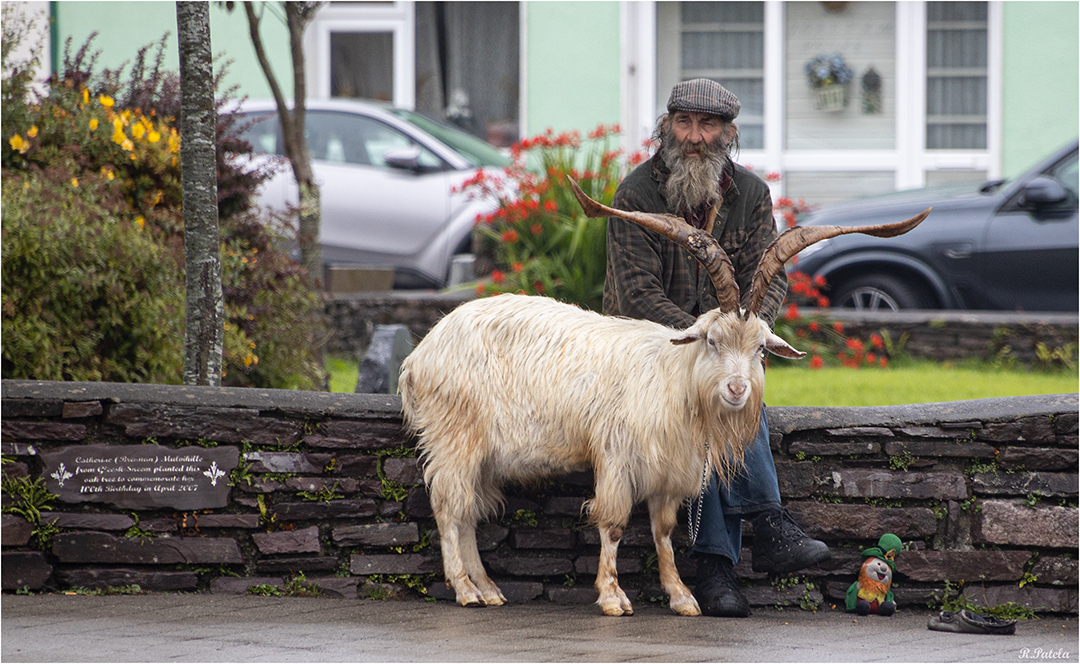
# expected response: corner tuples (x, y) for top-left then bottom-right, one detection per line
(430, 471), (487, 607)
(459, 522), (506, 606)
(596, 523), (634, 615)
(649, 495), (701, 616)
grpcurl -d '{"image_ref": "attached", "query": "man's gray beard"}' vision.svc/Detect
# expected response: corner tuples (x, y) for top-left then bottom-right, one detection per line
(657, 125), (729, 215)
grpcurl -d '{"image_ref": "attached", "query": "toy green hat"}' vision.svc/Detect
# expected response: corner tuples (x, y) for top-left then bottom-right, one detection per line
(861, 533), (902, 571)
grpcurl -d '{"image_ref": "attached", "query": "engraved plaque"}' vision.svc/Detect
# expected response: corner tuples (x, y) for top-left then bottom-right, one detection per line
(40, 444), (239, 510)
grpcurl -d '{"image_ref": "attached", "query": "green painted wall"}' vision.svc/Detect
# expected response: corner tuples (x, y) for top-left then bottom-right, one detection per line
(53, 1), (291, 102)
(1001, 1), (1079, 177)
(523, 1), (621, 138)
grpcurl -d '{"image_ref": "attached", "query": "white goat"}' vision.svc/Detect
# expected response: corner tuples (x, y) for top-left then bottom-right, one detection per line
(399, 180), (928, 616)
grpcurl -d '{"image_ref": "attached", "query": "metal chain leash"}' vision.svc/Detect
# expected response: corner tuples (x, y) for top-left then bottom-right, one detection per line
(684, 439), (711, 547)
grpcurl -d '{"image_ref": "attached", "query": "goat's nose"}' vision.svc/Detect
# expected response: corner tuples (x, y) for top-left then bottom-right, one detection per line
(726, 380), (747, 400)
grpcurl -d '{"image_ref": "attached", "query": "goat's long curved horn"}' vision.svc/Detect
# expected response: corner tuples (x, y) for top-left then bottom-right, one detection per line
(745, 208), (932, 316)
(569, 177), (741, 313)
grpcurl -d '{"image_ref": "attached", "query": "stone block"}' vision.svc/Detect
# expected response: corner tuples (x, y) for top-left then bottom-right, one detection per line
(979, 417), (1057, 444)
(999, 446), (1079, 471)
(257, 557), (340, 573)
(1054, 412), (1079, 435)
(378, 500), (403, 518)
(107, 403), (301, 446)
(884, 440), (996, 458)
(246, 452), (331, 475)
(543, 496), (587, 516)
(1, 551), (53, 590)
(511, 528), (575, 550)
(252, 526), (321, 555)
(59, 568), (199, 591)
(383, 457), (422, 486)
(976, 500), (1078, 548)
(2, 514), (33, 545)
(963, 585), (1078, 614)
(896, 550), (1030, 582)
(360, 581), (411, 600)
(573, 556), (643, 575)
(356, 324), (414, 394)
(211, 576), (284, 595)
(1031, 557), (1079, 586)
(2, 398), (64, 418)
(775, 460), (815, 498)
(143, 518), (179, 533)
(62, 401), (103, 419)
(333, 522), (419, 547)
(44, 513), (135, 531)
(741, 583), (823, 608)
(356, 480), (385, 498)
(785, 502), (939, 539)
(578, 523), (654, 548)
(825, 427), (894, 437)
(431, 524), (508, 551)
(308, 576), (359, 599)
(272, 499), (377, 521)
(321, 421), (407, 450)
(2, 420), (86, 441)
(483, 554), (573, 577)
(788, 440), (879, 456)
(285, 477), (360, 494)
(195, 514), (261, 529)
(831, 469), (967, 500)
(333, 455), (379, 477)
(898, 426), (960, 439)
(545, 586), (606, 605)
(0, 442), (38, 456)
(52, 532), (243, 564)
(303, 435), (367, 450)
(972, 472), (1078, 497)
(349, 554), (441, 575)
(404, 486), (432, 518)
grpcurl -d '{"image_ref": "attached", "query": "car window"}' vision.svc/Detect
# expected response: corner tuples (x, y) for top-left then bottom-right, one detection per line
(1047, 150), (1079, 209)
(236, 112), (278, 154)
(306, 111), (446, 171)
(388, 108), (510, 169)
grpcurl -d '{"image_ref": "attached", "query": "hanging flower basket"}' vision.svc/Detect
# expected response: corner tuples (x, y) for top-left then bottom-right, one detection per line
(815, 85), (847, 112)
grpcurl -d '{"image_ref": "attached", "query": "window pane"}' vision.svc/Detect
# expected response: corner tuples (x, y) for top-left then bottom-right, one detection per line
(331, 32), (394, 101)
(926, 1), (987, 150)
(306, 111), (445, 170)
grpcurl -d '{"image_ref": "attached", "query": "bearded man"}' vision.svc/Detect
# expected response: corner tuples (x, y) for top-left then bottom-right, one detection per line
(604, 79), (830, 618)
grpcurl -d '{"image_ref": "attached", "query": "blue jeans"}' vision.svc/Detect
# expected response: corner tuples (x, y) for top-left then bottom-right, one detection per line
(690, 405), (781, 563)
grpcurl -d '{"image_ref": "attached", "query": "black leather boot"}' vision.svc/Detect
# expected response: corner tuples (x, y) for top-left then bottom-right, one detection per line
(750, 506), (831, 574)
(692, 554), (751, 617)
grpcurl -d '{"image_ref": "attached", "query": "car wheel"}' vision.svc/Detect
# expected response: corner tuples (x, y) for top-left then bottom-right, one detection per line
(832, 274), (933, 312)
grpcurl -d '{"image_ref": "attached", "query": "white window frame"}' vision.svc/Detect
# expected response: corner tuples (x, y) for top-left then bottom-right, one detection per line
(622, 0), (1002, 196)
(306, 2), (416, 109)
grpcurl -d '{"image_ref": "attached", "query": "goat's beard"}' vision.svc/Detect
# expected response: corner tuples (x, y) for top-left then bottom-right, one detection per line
(655, 120), (731, 215)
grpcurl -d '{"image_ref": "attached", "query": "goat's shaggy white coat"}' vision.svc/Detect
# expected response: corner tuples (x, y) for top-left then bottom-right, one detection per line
(400, 293), (796, 615)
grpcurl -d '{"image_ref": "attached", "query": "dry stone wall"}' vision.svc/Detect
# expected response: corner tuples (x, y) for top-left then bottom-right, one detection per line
(2, 380), (1076, 614)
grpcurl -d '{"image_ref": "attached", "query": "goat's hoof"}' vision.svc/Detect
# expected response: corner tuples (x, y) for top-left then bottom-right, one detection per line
(669, 595), (701, 616)
(481, 592), (506, 606)
(599, 598), (635, 616)
(456, 590), (487, 608)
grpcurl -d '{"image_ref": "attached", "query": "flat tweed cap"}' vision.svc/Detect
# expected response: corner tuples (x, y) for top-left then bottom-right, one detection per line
(667, 78), (740, 121)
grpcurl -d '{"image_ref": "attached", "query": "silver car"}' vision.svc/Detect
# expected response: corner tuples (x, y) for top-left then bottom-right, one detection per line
(235, 99), (510, 289)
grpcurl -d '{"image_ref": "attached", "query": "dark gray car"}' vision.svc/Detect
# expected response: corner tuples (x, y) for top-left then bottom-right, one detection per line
(793, 140), (1079, 312)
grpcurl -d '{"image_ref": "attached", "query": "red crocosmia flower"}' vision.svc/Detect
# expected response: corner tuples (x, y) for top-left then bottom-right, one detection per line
(531, 223), (544, 236)
(492, 270), (505, 284)
(475, 283), (486, 295)
(543, 200), (558, 213)
(880, 356), (889, 368)
(866, 352), (877, 365)
(776, 196), (793, 208)
(808, 321), (820, 332)
(846, 338), (864, 352)
(512, 262), (524, 273)
(814, 275), (827, 288)
(796, 328), (806, 338)
(783, 211), (797, 227)
(533, 281), (545, 294)
(784, 303), (800, 320)
(833, 321), (845, 334)
(817, 297), (830, 308)
(501, 230), (519, 244)
(870, 333), (884, 349)
(809, 355), (824, 369)
(766, 172), (782, 182)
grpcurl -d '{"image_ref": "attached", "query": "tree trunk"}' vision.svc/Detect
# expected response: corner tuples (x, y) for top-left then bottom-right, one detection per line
(176, 1), (224, 386)
(244, 1), (324, 287)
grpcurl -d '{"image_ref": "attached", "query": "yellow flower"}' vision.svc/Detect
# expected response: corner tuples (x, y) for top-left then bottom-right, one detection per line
(99, 95), (114, 108)
(131, 123), (145, 140)
(82, 88), (89, 105)
(27, 125), (38, 137)
(89, 118), (99, 131)
(121, 138), (134, 151)
(135, 216), (145, 229)
(167, 130), (180, 153)
(147, 130), (161, 143)
(70, 177), (79, 187)
(9, 134), (27, 153)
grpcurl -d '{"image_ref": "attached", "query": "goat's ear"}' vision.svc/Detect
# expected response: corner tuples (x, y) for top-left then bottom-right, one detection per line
(670, 319), (709, 345)
(764, 331), (806, 359)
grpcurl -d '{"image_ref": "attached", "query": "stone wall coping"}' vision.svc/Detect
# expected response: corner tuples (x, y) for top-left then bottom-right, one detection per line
(4, 381), (1075, 434)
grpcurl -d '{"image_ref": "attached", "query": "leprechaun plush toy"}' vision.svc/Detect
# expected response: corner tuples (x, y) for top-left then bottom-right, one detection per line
(846, 533), (901, 616)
